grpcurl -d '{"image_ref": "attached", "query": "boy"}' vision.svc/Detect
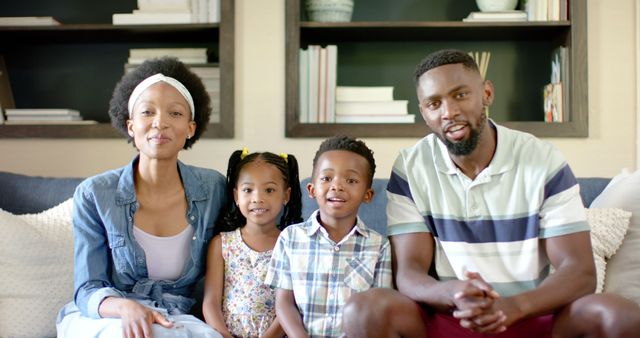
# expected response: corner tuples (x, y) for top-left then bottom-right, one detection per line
(264, 135), (392, 338)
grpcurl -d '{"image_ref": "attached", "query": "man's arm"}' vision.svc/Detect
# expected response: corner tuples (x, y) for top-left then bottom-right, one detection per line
(495, 231), (596, 327)
(391, 233), (497, 314)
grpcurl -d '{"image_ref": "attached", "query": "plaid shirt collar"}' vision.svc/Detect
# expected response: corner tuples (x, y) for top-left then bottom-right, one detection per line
(305, 209), (370, 240)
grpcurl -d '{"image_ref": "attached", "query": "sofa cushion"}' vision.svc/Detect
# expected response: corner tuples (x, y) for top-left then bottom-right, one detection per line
(585, 208), (631, 293)
(0, 199), (74, 338)
(591, 170), (640, 304)
(0, 171), (82, 215)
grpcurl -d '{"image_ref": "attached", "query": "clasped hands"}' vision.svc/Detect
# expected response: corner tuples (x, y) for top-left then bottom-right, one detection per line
(450, 271), (519, 334)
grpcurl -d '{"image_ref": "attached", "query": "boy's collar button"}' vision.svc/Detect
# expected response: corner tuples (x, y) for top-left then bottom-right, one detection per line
(333, 246), (340, 252)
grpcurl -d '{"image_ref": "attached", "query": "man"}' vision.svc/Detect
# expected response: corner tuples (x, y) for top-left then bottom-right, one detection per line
(342, 49), (640, 337)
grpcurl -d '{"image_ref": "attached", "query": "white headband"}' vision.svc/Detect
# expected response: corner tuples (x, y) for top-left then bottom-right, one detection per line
(128, 73), (195, 120)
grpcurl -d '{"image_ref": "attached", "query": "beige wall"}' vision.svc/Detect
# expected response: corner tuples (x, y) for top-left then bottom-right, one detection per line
(0, 0), (636, 178)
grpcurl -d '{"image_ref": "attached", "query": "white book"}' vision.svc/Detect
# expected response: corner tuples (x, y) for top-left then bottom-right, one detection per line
(201, 78), (220, 90)
(208, 0), (220, 23)
(336, 100), (409, 116)
(189, 66), (220, 79)
(137, 0), (191, 12)
(298, 48), (309, 123)
(132, 9), (190, 14)
(4, 120), (98, 125)
(325, 45), (338, 123)
(317, 47), (328, 123)
(129, 48), (207, 59)
(463, 11), (527, 22)
(307, 45), (320, 123)
(335, 114), (415, 124)
(336, 86), (395, 102)
(529, 0), (548, 21)
(128, 56), (207, 64)
(548, 0), (560, 21)
(5, 108), (80, 116)
(198, 0), (209, 23)
(7, 115), (82, 121)
(112, 12), (193, 25)
(0, 16), (61, 26)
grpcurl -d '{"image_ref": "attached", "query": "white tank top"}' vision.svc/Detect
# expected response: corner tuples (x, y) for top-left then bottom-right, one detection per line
(133, 224), (194, 281)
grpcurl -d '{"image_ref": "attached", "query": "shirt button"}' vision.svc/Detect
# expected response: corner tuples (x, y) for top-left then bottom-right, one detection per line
(190, 215), (195, 220)
(192, 236), (197, 240)
(334, 246), (340, 252)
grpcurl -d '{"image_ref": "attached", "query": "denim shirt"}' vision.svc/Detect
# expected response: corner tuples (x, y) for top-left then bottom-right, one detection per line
(70, 157), (225, 319)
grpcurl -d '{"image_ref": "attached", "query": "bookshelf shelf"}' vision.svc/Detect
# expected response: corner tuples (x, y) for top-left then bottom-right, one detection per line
(0, 0), (234, 139)
(0, 24), (219, 43)
(301, 21), (571, 42)
(286, 0), (588, 138)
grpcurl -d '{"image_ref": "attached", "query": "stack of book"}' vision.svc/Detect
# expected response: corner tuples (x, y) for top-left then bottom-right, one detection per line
(334, 86), (415, 124)
(544, 46), (568, 123)
(127, 48), (208, 65)
(464, 0), (568, 22)
(3, 109), (96, 125)
(463, 10), (527, 22)
(0, 16), (61, 26)
(124, 48), (220, 122)
(298, 45), (337, 123)
(525, 0), (568, 21)
(112, 0), (219, 25)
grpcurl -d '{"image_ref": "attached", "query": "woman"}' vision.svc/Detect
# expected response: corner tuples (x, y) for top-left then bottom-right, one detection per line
(57, 57), (225, 338)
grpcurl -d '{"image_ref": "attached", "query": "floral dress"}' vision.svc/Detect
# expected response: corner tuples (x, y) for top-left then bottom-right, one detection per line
(221, 229), (276, 338)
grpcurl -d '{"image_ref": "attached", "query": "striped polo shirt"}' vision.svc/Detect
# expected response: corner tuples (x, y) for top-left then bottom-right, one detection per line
(386, 123), (588, 297)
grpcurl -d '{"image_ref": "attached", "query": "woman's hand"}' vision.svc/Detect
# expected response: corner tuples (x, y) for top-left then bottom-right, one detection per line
(100, 297), (173, 338)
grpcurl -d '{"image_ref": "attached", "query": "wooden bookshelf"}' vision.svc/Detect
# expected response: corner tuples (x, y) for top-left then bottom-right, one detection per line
(286, 0), (588, 138)
(0, 0), (234, 139)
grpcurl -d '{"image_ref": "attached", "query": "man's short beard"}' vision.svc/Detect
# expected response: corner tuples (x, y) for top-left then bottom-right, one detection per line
(440, 111), (487, 156)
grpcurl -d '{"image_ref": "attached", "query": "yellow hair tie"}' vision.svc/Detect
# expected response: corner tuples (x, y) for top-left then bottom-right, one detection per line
(279, 153), (288, 163)
(240, 147), (249, 160)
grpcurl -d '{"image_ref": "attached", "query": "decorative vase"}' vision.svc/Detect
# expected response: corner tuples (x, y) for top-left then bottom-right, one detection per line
(306, 0), (354, 22)
(475, 0), (518, 12)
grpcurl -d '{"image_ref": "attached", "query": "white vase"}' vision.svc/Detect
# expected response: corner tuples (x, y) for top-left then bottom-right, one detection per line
(306, 0), (354, 22)
(475, 0), (518, 12)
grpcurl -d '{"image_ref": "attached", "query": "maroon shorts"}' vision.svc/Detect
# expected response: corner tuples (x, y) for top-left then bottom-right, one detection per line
(418, 304), (554, 338)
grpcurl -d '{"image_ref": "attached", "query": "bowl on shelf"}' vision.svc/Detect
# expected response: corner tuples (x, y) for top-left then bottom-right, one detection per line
(305, 0), (354, 22)
(475, 0), (518, 12)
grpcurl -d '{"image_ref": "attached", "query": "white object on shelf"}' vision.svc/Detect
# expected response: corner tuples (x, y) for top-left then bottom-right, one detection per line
(306, 0), (353, 22)
(475, 0), (518, 12)
(0, 16), (61, 26)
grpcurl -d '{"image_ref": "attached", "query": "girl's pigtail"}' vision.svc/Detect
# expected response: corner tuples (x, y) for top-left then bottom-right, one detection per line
(280, 153), (303, 229)
(216, 149), (246, 233)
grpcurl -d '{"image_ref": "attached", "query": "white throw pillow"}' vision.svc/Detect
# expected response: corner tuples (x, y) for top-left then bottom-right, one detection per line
(0, 199), (74, 338)
(590, 169), (640, 303)
(585, 208), (631, 293)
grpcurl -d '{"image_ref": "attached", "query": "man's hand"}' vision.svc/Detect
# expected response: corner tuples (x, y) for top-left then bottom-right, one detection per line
(451, 271), (507, 334)
(118, 299), (173, 338)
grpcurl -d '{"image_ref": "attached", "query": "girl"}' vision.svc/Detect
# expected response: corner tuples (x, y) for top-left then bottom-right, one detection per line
(203, 149), (303, 338)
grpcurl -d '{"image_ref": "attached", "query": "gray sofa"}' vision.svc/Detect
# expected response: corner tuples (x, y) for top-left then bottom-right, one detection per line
(0, 171), (611, 234)
(0, 171), (612, 328)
